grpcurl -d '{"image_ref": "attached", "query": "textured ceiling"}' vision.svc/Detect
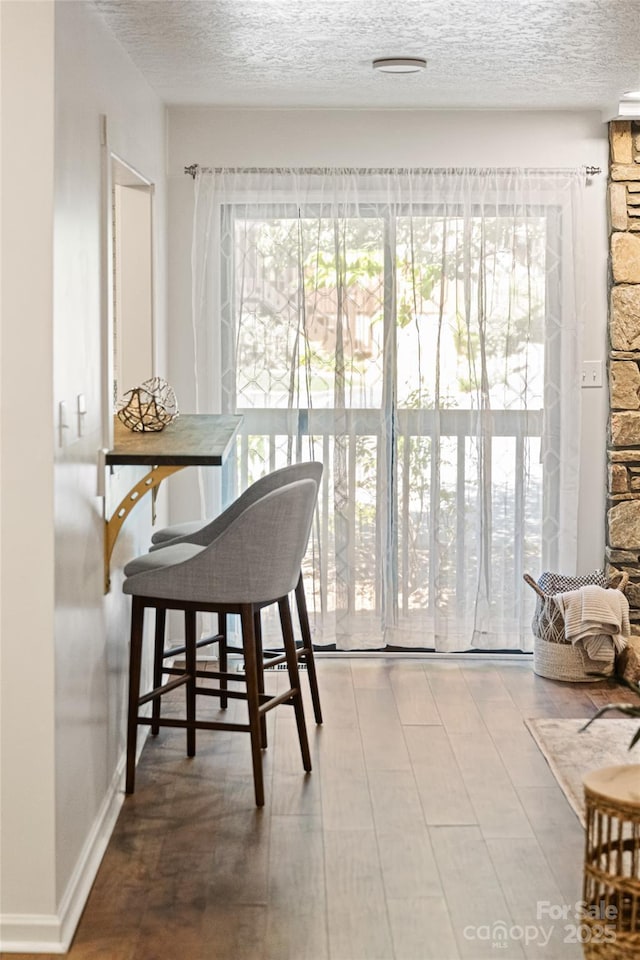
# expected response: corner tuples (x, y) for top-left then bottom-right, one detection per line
(93, 0), (640, 112)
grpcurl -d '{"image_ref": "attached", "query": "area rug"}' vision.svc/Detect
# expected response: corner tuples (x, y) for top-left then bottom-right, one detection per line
(525, 717), (640, 826)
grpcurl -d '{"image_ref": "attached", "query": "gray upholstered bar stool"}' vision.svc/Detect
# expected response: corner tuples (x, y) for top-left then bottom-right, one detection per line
(122, 478), (319, 807)
(148, 461), (323, 727)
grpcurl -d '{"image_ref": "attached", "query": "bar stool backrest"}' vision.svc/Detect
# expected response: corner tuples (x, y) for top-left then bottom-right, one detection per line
(150, 461), (323, 549)
(125, 478), (319, 605)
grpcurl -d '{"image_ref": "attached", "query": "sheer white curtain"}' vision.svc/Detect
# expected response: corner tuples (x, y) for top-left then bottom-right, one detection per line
(190, 167), (585, 652)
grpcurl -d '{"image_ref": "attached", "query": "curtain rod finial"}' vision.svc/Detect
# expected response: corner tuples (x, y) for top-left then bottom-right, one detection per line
(184, 164), (199, 179)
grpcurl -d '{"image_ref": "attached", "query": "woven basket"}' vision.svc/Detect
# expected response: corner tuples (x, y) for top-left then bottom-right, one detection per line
(523, 570), (629, 683)
(532, 636), (607, 682)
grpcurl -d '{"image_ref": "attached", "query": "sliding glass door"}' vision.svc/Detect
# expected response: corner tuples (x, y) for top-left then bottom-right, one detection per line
(191, 168), (584, 652)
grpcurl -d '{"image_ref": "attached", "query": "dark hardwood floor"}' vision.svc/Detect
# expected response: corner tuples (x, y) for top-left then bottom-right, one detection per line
(12, 657), (640, 960)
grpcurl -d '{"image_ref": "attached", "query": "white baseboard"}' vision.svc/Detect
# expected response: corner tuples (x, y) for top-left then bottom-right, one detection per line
(0, 912), (69, 955)
(0, 752), (126, 954)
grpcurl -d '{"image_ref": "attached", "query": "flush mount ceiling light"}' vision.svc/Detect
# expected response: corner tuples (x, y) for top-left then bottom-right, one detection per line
(372, 57), (427, 74)
(622, 90), (640, 100)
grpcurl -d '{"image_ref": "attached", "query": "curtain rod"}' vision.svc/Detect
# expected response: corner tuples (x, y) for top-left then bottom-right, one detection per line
(184, 163), (602, 179)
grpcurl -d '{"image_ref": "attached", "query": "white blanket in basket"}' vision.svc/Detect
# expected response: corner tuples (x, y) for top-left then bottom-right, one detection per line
(553, 585), (629, 669)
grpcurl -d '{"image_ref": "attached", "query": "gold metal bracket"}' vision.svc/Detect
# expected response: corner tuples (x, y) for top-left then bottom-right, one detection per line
(104, 465), (183, 593)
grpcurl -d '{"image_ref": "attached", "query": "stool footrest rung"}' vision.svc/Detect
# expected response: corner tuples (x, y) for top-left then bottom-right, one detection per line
(163, 666), (238, 682)
(138, 674), (188, 706)
(194, 684), (296, 708)
(162, 633), (223, 659)
(137, 716), (251, 733)
(195, 685), (249, 702)
(258, 688), (298, 712)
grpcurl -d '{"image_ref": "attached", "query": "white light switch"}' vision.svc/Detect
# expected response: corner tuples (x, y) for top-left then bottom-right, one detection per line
(582, 361), (603, 388)
(58, 401), (69, 446)
(77, 393), (87, 436)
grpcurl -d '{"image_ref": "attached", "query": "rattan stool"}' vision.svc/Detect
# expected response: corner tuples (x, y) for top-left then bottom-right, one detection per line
(583, 765), (640, 959)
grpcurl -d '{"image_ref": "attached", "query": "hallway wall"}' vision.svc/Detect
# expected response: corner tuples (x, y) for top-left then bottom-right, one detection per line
(1, 0), (168, 951)
(1, 0), (57, 934)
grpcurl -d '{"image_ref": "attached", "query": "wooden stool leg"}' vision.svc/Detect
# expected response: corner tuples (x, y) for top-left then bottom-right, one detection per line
(295, 573), (322, 724)
(126, 597), (145, 794)
(240, 603), (265, 807)
(254, 610), (268, 749)
(151, 607), (166, 736)
(185, 609), (197, 758)
(279, 595), (312, 773)
(218, 613), (228, 709)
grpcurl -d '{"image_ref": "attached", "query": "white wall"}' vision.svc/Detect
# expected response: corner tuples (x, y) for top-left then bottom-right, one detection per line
(1, 0), (57, 932)
(167, 107), (610, 572)
(1, 0), (167, 952)
(53, 0), (167, 944)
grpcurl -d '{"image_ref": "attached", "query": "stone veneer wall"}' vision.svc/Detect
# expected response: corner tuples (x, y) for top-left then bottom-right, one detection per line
(607, 121), (640, 632)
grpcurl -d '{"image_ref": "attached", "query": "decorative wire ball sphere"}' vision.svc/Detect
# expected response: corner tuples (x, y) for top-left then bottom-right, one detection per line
(116, 377), (179, 432)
